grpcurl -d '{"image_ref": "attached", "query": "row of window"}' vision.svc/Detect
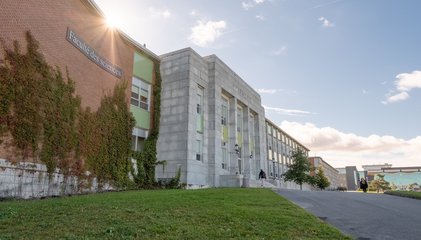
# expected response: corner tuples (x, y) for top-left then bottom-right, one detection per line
(269, 160), (285, 178)
(266, 124), (301, 148)
(131, 76), (150, 153)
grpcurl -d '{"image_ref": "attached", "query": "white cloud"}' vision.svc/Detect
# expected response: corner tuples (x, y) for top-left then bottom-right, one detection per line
(242, 0), (266, 10)
(255, 15), (265, 21)
(395, 70), (421, 92)
(263, 105), (312, 116)
(386, 91), (410, 103)
(271, 46), (287, 55)
(149, 7), (171, 18)
(242, 2), (254, 10)
(189, 20), (227, 47)
(190, 10), (197, 16)
(383, 70), (421, 104)
(362, 89), (368, 95)
(318, 16), (334, 27)
(257, 88), (278, 94)
(279, 121), (421, 168)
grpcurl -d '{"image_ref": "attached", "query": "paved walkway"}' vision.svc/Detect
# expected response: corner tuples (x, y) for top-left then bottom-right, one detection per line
(275, 189), (421, 240)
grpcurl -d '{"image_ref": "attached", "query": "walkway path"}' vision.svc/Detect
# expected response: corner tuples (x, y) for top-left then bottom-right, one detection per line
(275, 189), (421, 240)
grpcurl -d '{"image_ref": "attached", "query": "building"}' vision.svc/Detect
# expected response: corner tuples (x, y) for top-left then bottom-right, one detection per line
(0, 0), (159, 198)
(265, 119), (310, 188)
(156, 48), (311, 188)
(336, 166), (360, 190)
(362, 163), (392, 181)
(308, 156), (342, 190)
(365, 165), (421, 190)
(1, 0), (311, 195)
(156, 48), (267, 188)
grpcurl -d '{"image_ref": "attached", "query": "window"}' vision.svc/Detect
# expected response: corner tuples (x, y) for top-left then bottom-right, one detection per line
(221, 97), (229, 169)
(236, 107), (243, 133)
(236, 106), (243, 158)
(267, 124), (271, 135)
(197, 92), (202, 114)
(131, 77), (150, 111)
(131, 127), (148, 151)
(131, 135), (144, 151)
(221, 104), (227, 126)
(196, 86), (204, 133)
(249, 114), (255, 157)
(273, 162), (276, 173)
(196, 139), (201, 161)
(221, 146), (228, 169)
(196, 85), (204, 161)
(131, 85), (140, 107)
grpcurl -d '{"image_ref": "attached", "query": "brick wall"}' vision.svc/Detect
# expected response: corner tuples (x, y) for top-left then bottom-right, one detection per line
(0, 0), (135, 110)
(0, 0), (141, 160)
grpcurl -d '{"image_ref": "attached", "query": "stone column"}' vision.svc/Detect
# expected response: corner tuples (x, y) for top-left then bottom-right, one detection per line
(242, 107), (251, 178)
(228, 97), (238, 174)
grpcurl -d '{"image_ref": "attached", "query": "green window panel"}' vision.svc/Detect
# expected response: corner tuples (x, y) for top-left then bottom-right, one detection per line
(237, 133), (243, 148)
(130, 105), (150, 130)
(222, 126), (228, 141)
(196, 115), (204, 132)
(133, 52), (153, 83)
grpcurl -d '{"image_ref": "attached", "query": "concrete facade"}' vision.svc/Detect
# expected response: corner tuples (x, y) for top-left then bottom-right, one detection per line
(337, 166), (360, 190)
(156, 48), (267, 188)
(265, 119), (309, 180)
(309, 156), (343, 190)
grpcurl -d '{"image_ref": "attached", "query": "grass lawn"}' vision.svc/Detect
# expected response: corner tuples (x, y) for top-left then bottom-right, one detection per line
(385, 190), (421, 200)
(0, 188), (349, 239)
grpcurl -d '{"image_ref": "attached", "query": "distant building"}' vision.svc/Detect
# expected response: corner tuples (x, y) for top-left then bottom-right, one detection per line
(308, 156), (342, 190)
(362, 163), (392, 181)
(374, 166), (421, 191)
(265, 119), (310, 180)
(336, 166), (360, 190)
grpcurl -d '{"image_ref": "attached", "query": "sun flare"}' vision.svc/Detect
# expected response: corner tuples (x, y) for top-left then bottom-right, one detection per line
(105, 15), (118, 28)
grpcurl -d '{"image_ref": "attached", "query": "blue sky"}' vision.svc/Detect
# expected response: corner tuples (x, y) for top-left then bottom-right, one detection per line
(95, 0), (421, 168)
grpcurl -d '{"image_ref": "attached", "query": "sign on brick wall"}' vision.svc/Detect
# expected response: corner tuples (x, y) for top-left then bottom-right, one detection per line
(66, 28), (123, 78)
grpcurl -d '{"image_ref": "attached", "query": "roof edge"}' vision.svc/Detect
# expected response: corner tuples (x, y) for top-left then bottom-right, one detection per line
(86, 0), (160, 62)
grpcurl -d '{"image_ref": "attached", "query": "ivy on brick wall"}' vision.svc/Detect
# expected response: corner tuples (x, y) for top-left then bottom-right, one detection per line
(131, 61), (165, 188)
(0, 31), (135, 188)
(85, 82), (135, 188)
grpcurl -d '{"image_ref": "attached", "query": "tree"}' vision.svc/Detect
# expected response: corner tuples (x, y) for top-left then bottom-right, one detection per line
(281, 149), (312, 190)
(390, 183), (397, 191)
(313, 166), (330, 190)
(369, 174), (391, 193)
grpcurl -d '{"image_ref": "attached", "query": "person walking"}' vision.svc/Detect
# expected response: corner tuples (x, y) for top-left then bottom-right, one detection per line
(360, 178), (368, 193)
(259, 169), (266, 187)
